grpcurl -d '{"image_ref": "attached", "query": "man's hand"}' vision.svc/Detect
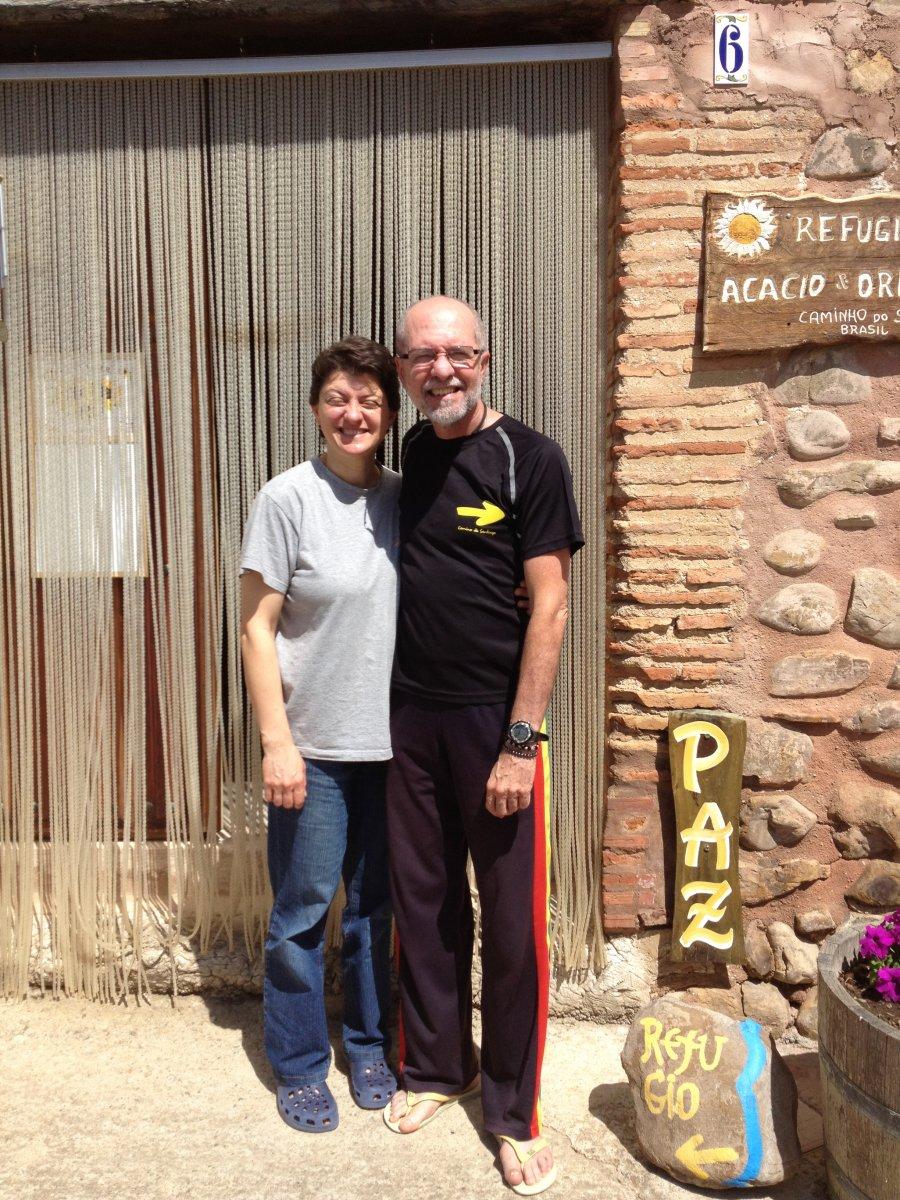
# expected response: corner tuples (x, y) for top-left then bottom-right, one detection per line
(485, 752), (536, 818)
(262, 742), (307, 809)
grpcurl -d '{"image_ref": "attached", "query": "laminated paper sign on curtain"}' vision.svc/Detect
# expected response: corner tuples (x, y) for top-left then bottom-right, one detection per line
(668, 711), (746, 964)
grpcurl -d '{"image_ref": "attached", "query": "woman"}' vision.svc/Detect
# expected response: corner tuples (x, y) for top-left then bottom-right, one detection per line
(240, 336), (401, 1133)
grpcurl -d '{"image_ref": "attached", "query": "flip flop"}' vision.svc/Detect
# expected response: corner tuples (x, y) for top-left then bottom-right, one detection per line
(349, 1058), (397, 1109)
(276, 1081), (339, 1133)
(496, 1135), (558, 1196)
(382, 1075), (481, 1134)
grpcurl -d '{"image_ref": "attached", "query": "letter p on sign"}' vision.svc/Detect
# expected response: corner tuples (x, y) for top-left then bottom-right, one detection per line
(673, 721), (730, 794)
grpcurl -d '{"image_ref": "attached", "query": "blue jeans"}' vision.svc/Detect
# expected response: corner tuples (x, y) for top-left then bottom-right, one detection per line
(264, 758), (392, 1085)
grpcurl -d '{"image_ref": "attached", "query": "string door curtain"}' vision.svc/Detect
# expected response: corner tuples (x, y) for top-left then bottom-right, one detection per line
(0, 62), (606, 1000)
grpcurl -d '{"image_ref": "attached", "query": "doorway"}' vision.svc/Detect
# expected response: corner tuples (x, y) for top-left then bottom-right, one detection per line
(0, 60), (606, 996)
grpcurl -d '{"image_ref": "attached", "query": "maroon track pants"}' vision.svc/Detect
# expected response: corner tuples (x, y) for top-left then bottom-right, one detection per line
(386, 695), (551, 1140)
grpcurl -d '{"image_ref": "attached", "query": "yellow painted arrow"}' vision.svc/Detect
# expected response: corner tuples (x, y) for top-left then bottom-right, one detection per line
(675, 1134), (739, 1181)
(456, 501), (505, 527)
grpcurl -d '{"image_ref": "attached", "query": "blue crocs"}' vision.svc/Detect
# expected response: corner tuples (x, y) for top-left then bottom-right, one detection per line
(349, 1059), (397, 1110)
(276, 1082), (339, 1133)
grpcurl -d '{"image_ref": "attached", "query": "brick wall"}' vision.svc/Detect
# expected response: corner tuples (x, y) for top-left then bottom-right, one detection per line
(603, 0), (899, 1030)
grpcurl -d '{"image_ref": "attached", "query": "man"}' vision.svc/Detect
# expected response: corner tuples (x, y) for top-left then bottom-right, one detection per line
(384, 296), (583, 1195)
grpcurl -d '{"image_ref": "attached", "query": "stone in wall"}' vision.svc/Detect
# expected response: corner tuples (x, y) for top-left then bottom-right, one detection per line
(856, 739), (900, 781)
(842, 700), (900, 735)
(757, 583), (839, 635)
(770, 650), (871, 697)
(773, 347), (872, 407)
(806, 126), (891, 179)
(741, 981), (792, 1037)
(621, 998), (801, 1189)
(778, 460), (900, 508)
(743, 719), (813, 785)
(744, 922), (775, 979)
(794, 911), (835, 942)
(829, 781), (900, 860)
(762, 529), (825, 575)
(672, 986), (744, 1023)
(740, 792), (817, 851)
(741, 858), (829, 906)
(766, 923), (818, 987)
(845, 51), (896, 96)
(833, 509), (878, 530)
(762, 701), (845, 724)
(845, 568), (900, 650)
(878, 418), (900, 445)
(846, 860), (900, 908)
(784, 409), (850, 461)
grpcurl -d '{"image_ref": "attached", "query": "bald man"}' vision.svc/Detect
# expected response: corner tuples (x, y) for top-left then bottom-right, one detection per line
(383, 297), (583, 1195)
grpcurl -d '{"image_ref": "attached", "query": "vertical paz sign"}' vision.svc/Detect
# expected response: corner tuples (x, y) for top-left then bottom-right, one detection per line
(668, 710), (745, 964)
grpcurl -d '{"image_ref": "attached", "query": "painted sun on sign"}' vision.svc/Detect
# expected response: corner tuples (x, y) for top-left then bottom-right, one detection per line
(713, 198), (777, 259)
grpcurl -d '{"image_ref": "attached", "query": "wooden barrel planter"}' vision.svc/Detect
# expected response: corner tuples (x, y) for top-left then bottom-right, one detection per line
(818, 919), (900, 1200)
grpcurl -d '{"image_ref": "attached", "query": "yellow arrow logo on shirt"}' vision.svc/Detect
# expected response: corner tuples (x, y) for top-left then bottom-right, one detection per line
(675, 1135), (739, 1181)
(456, 501), (505, 527)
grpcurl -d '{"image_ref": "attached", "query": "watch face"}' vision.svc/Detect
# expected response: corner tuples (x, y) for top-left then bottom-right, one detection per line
(509, 721), (533, 745)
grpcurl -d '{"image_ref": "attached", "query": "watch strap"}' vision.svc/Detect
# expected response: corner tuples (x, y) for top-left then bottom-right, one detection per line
(502, 737), (539, 760)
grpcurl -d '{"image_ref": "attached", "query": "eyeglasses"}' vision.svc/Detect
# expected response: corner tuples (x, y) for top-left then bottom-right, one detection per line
(321, 394), (384, 411)
(396, 346), (484, 369)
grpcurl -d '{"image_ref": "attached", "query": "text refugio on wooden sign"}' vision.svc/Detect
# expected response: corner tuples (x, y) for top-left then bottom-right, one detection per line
(702, 192), (900, 352)
(668, 710), (746, 965)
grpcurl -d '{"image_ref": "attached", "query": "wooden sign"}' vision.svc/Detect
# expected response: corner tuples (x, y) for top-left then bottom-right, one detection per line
(668, 710), (745, 964)
(702, 192), (900, 352)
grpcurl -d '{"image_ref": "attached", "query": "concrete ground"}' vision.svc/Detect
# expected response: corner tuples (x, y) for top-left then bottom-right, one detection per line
(0, 996), (827, 1200)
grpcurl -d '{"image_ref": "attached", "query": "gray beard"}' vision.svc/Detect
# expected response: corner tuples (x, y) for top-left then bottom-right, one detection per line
(418, 384), (482, 428)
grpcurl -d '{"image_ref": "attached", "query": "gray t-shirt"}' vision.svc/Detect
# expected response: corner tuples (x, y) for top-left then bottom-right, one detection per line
(240, 458), (400, 761)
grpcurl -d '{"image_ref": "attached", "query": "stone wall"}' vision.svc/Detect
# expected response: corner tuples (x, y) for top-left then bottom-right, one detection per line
(604, 0), (899, 1036)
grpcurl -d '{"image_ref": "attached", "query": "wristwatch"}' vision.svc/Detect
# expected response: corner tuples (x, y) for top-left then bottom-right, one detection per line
(503, 720), (549, 759)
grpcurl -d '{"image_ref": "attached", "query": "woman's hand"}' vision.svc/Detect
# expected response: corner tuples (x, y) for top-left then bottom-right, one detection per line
(514, 578), (533, 614)
(262, 742), (307, 809)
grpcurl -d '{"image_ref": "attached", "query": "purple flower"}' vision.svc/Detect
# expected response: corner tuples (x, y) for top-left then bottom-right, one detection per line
(860, 924), (895, 959)
(874, 966), (900, 1004)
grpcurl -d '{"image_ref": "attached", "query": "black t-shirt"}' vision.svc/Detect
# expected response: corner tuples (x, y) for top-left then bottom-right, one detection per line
(393, 414), (584, 704)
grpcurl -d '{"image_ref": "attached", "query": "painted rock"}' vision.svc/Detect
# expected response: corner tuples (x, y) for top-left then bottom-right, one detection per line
(622, 997), (801, 1188)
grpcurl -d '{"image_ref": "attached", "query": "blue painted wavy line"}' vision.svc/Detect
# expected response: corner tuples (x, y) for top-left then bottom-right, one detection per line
(727, 1018), (766, 1187)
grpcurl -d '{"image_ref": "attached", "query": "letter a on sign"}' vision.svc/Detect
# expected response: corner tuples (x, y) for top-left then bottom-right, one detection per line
(668, 710), (746, 965)
(681, 802), (734, 871)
